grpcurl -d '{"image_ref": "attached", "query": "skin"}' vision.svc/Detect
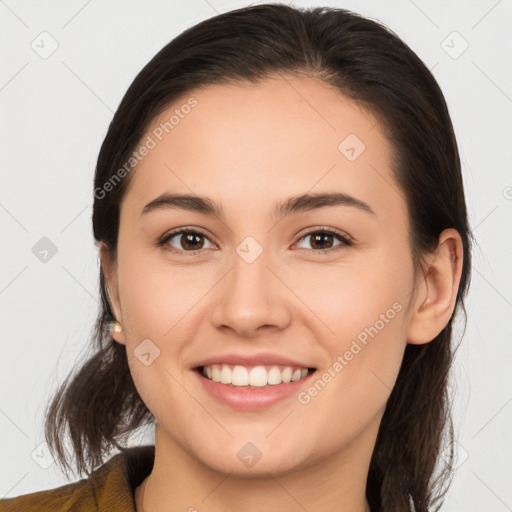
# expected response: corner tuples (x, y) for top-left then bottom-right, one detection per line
(100, 74), (463, 512)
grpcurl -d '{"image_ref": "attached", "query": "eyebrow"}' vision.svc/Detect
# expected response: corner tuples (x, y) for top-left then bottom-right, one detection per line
(140, 191), (375, 221)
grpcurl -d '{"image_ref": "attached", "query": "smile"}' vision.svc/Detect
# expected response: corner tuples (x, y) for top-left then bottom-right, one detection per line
(193, 365), (317, 411)
(199, 364), (314, 388)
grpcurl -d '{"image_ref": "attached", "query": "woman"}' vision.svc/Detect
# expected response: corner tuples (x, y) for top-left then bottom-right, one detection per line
(0, 3), (471, 511)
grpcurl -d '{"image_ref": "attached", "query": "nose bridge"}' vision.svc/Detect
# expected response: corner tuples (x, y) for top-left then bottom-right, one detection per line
(210, 235), (291, 334)
(232, 236), (272, 297)
(229, 235), (277, 307)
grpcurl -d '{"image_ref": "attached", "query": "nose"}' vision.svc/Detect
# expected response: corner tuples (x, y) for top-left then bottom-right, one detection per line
(209, 245), (292, 338)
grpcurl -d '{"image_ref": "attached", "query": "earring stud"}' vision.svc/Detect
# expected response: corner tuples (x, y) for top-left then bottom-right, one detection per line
(111, 321), (122, 334)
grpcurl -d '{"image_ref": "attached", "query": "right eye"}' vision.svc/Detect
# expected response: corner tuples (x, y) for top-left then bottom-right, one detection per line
(158, 229), (217, 255)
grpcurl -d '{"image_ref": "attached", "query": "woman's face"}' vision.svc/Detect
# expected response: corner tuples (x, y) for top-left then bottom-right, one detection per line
(104, 74), (424, 476)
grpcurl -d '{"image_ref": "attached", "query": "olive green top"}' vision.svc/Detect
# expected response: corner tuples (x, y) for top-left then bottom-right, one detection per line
(0, 445), (154, 512)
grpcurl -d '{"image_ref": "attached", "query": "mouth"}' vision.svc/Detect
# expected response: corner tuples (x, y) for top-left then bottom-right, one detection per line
(194, 364), (317, 389)
(192, 363), (318, 410)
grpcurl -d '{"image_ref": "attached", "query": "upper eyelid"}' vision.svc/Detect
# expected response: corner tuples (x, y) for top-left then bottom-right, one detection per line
(295, 226), (352, 242)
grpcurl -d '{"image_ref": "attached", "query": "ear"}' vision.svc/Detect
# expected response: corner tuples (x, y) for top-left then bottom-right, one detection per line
(406, 228), (464, 345)
(99, 241), (126, 345)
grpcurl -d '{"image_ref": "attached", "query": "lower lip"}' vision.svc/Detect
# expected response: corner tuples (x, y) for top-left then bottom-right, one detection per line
(193, 368), (316, 411)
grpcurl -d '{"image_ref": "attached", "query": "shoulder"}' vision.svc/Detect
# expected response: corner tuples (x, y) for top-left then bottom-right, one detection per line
(0, 445), (155, 512)
(0, 477), (95, 512)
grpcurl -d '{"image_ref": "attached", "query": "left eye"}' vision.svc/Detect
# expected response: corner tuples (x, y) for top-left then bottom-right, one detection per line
(294, 230), (351, 252)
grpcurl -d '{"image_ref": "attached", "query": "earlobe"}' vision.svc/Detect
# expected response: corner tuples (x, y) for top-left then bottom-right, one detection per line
(99, 242), (126, 345)
(406, 228), (464, 345)
(109, 320), (126, 345)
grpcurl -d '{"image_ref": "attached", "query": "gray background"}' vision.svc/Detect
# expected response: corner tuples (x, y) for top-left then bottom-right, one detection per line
(1, 0), (511, 510)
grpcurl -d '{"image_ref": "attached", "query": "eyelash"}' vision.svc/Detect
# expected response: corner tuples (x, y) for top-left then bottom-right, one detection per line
(156, 227), (353, 256)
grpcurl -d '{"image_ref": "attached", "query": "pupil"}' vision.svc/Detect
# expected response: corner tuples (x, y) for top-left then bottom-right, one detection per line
(312, 233), (333, 250)
(183, 233), (203, 250)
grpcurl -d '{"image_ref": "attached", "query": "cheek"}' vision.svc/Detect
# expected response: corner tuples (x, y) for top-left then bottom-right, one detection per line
(116, 247), (206, 339)
(290, 254), (410, 343)
(295, 268), (409, 443)
(292, 251), (412, 396)
(115, 253), (200, 415)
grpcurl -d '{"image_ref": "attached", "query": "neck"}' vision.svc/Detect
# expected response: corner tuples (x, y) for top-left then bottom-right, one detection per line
(137, 421), (378, 512)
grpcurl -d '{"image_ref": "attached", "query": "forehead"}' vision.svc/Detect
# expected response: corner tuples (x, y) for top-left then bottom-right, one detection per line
(122, 74), (403, 222)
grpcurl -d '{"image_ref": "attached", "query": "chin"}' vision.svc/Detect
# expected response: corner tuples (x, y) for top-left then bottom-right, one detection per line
(202, 451), (307, 479)
(185, 434), (313, 478)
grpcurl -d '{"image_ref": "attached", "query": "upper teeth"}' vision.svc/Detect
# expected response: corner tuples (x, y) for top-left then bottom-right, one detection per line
(202, 364), (310, 387)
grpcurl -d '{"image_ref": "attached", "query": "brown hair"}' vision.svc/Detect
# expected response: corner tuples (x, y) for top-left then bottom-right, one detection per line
(44, 4), (472, 511)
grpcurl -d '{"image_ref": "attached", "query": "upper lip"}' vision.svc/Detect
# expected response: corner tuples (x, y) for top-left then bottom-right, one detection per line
(191, 352), (317, 369)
